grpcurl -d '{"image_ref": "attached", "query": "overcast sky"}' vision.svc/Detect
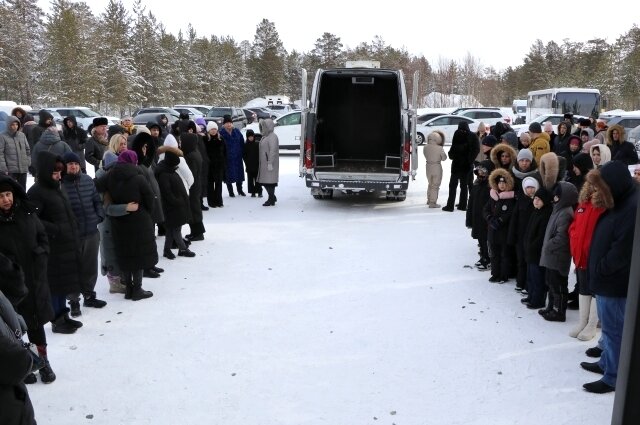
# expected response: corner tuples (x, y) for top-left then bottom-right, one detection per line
(39, 0), (638, 71)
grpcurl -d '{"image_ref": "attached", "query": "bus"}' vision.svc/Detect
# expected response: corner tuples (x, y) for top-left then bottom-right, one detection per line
(526, 88), (601, 123)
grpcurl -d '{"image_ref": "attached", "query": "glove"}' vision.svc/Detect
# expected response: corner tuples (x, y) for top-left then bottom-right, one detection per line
(489, 217), (502, 231)
(267, 163), (273, 171)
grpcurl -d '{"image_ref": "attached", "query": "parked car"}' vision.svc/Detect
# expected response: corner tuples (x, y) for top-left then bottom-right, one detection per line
(43, 107), (118, 130)
(173, 107), (204, 119)
(241, 111), (301, 150)
(450, 106), (501, 115)
(29, 109), (66, 131)
(605, 114), (640, 136)
(132, 107), (181, 118)
(511, 113), (587, 138)
(248, 107), (277, 120)
(173, 104), (211, 115)
(242, 108), (257, 124)
(455, 108), (511, 126)
(0, 111), (7, 133)
(417, 112), (446, 124)
(415, 115), (479, 145)
(204, 107), (247, 129)
(264, 104), (293, 118)
(132, 112), (179, 133)
(627, 124), (640, 160)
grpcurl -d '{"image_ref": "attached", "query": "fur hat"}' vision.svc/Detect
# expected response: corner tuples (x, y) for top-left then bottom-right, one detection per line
(528, 122), (542, 133)
(222, 114), (233, 124)
(92, 117), (109, 127)
(206, 121), (218, 131)
(563, 113), (574, 123)
(0, 180), (15, 193)
(427, 130), (444, 146)
(517, 148), (533, 162)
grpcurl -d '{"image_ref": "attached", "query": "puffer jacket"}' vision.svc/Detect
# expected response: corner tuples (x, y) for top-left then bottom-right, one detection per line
(539, 181), (577, 276)
(0, 116), (31, 174)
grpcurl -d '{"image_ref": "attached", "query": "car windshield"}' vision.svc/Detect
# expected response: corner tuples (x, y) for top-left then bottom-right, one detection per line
(207, 108), (232, 117)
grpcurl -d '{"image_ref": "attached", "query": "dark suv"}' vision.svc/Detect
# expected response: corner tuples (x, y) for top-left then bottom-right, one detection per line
(205, 107), (247, 129)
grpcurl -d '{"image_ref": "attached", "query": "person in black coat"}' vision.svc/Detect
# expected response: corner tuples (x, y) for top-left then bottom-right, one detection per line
(203, 122), (227, 208)
(443, 122), (478, 211)
(466, 160), (491, 269)
(180, 129), (206, 241)
(484, 168), (516, 283)
(0, 175), (56, 384)
(582, 160), (638, 393)
(566, 152), (593, 193)
(243, 129), (262, 197)
(61, 116), (88, 173)
(155, 151), (195, 260)
(26, 151), (83, 334)
(95, 150), (155, 301)
(521, 187), (553, 308)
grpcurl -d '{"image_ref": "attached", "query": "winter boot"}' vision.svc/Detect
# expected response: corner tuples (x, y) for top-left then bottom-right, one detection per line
(538, 288), (555, 316)
(108, 275), (126, 294)
(543, 293), (566, 322)
(64, 310), (83, 329)
(130, 273), (153, 301)
(83, 292), (107, 308)
(124, 275), (133, 300)
(37, 345), (56, 384)
(569, 295), (592, 337)
(24, 373), (37, 384)
(577, 297), (599, 341)
(69, 299), (82, 317)
(51, 310), (77, 334)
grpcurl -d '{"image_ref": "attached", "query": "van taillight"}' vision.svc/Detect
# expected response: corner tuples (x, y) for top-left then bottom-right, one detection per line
(304, 139), (313, 169)
(402, 140), (411, 172)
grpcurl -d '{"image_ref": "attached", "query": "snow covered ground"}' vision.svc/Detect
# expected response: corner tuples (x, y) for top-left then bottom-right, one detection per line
(28, 151), (615, 425)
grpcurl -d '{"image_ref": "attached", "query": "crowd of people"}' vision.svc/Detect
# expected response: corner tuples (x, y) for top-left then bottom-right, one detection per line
(0, 108), (280, 423)
(423, 113), (639, 394)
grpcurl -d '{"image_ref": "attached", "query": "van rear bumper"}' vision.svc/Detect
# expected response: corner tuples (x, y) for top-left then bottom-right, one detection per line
(305, 176), (409, 192)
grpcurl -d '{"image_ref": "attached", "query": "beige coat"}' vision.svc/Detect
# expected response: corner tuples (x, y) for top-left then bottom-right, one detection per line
(423, 130), (447, 205)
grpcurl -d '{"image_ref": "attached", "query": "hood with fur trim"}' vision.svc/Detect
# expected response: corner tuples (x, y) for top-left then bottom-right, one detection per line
(538, 152), (560, 190)
(427, 130), (445, 146)
(488, 167), (515, 192)
(605, 124), (626, 146)
(489, 143), (517, 170)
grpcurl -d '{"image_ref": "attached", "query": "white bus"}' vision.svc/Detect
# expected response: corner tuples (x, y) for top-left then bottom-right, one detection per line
(526, 88), (601, 123)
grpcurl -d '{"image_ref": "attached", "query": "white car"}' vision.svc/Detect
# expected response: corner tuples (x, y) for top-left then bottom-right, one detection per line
(241, 111), (301, 150)
(511, 114), (587, 138)
(44, 107), (118, 130)
(415, 115), (479, 145)
(455, 108), (511, 127)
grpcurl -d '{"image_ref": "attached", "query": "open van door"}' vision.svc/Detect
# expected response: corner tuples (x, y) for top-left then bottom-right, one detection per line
(299, 68), (308, 177)
(411, 70), (420, 178)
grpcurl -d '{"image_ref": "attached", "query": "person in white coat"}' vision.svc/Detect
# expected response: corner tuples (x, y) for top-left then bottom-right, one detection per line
(423, 130), (447, 208)
(257, 119), (279, 206)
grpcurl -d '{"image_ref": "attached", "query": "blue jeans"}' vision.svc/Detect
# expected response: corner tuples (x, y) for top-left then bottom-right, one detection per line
(596, 296), (626, 387)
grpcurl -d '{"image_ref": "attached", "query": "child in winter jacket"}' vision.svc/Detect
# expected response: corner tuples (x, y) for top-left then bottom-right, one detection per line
(483, 168), (516, 283)
(423, 130), (447, 208)
(567, 171), (609, 340)
(243, 130), (262, 197)
(507, 176), (539, 292)
(521, 187), (554, 309)
(539, 181), (578, 321)
(466, 160), (492, 269)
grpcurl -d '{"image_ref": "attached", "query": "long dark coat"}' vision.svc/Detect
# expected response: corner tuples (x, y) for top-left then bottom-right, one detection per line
(523, 202), (553, 264)
(181, 134), (203, 225)
(243, 139), (260, 175)
(0, 176), (53, 329)
(448, 125), (478, 174)
(155, 160), (191, 228)
(131, 132), (164, 224)
(95, 162), (158, 271)
(219, 126), (245, 183)
(62, 116), (88, 169)
(26, 151), (81, 296)
(483, 168), (516, 245)
(204, 133), (227, 181)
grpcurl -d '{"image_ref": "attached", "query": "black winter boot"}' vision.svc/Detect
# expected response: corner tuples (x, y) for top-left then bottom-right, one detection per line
(83, 292), (107, 308)
(51, 310), (77, 334)
(543, 293), (566, 322)
(69, 300), (81, 317)
(130, 272), (153, 301)
(37, 345), (56, 384)
(24, 373), (37, 384)
(64, 311), (83, 329)
(538, 288), (555, 316)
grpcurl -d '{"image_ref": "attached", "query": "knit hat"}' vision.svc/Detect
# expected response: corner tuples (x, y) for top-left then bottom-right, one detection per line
(596, 120), (607, 130)
(222, 114), (233, 124)
(522, 176), (540, 191)
(92, 117), (109, 127)
(63, 151), (81, 164)
(500, 131), (518, 148)
(195, 117), (206, 127)
(517, 148), (533, 162)
(206, 121), (218, 131)
(482, 135), (498, 147)
(563, 113), (574, 123)
(246, 129), (255, 138)
(568, 135), (581, 146)
(163, 151), (180, 168)
(579, 118), (591, 127)
(534, 187), (552, 205)
(528, 122), (542, 133)
(0, 180), (14, 194)
(117, 150), (138, 165)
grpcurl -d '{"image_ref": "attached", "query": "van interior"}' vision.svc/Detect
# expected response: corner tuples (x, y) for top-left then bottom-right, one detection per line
(314, 71), (402, 173)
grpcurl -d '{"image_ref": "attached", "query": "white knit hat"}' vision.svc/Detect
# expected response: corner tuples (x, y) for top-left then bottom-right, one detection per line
(206, 121), (218, 131)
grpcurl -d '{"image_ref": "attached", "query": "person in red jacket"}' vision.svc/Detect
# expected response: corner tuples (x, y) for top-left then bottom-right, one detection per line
(568, 172), (609, 341)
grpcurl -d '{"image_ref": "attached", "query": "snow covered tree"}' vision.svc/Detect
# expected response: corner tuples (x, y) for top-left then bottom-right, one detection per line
(247, 19), (286, 97)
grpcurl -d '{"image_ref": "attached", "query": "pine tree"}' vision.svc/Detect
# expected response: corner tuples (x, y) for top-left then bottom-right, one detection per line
(248, 19), (286, 97)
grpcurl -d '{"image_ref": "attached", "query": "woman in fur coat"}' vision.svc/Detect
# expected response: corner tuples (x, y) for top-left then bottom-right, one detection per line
(423, 130), (447, 208)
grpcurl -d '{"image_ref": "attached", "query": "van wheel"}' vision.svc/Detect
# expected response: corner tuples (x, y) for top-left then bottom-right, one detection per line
(416, 133), (425, 145)
(313, 194), (323, 200)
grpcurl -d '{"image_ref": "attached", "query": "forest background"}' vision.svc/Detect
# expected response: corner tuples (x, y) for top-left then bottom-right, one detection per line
(1, 0), (639, 115)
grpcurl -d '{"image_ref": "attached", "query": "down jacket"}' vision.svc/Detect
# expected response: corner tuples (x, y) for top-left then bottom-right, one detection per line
(0, 116), (31, 174)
